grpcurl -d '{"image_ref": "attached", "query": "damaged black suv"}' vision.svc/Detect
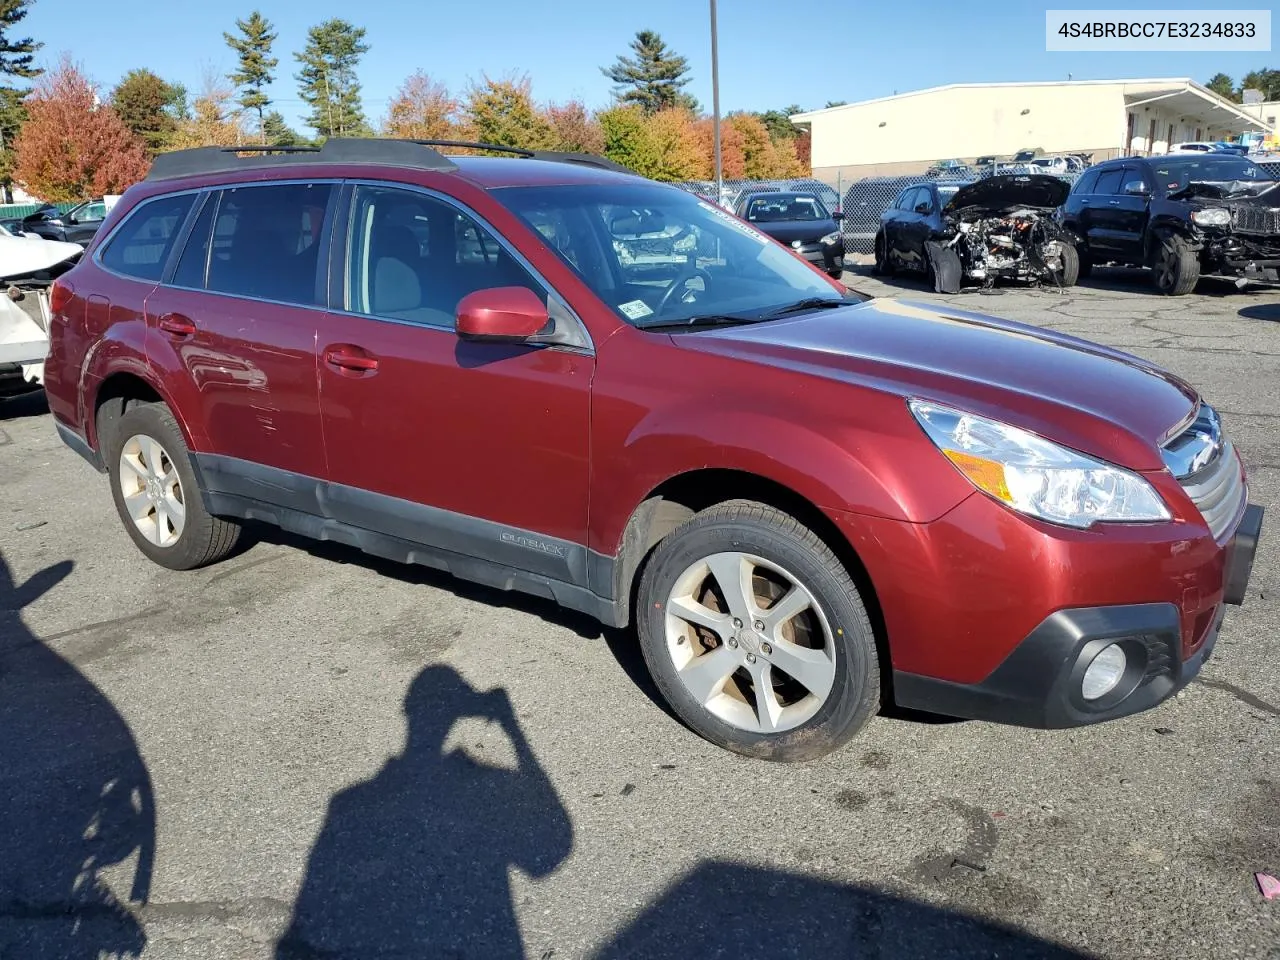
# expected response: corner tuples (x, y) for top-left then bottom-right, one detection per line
(1062, 154), (1279, 296)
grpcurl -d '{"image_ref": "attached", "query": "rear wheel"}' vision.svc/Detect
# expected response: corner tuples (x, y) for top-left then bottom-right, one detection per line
(1151, 234), (1200, 296)
(636, 501), (880, 762)
(872, 232), (894, 276)
(105, 401), (241, 570)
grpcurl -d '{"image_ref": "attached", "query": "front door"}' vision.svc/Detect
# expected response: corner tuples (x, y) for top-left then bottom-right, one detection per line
(143, 182), (335, 488)
(315, 183), (592, 581)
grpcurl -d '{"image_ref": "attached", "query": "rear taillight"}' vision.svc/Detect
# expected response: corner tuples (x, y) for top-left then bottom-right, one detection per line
(50, 277), (73, 314)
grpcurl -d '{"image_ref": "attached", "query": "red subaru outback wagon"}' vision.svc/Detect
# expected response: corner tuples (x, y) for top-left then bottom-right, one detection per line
(44, 139), (1262, 761)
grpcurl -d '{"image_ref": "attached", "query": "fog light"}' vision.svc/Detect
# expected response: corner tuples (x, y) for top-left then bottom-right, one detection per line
(1081, 644), (1127, 700)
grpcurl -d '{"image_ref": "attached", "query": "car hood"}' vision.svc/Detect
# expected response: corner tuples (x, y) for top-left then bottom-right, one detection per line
(944, 174), (1071, 214)
(750, 220), (838, 244)
(676, 297), (1197, 471)
(0, 234), (82, 279)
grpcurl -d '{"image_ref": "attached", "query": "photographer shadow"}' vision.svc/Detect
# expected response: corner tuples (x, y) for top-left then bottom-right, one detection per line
(0, 555), (155, 959)
(276, 664), (573, 958)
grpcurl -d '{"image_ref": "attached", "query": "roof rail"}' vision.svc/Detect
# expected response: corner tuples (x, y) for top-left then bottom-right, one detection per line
(406, 140), (635, 175)
(145, 138), (460, 182)
(145, 136), (635, 183)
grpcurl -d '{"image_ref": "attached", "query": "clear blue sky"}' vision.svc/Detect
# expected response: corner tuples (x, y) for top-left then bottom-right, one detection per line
(27, 0), (1275, 132)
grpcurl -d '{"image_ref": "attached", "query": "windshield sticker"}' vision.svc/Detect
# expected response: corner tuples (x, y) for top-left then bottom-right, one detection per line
(697, 201), (768, 244)
(618, 299), (654, 320)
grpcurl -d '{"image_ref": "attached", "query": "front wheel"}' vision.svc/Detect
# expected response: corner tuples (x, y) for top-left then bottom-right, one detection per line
(636, 501), (880, 762)
(1151, 234), (1200, 296)
(872, 232), (894, 276)
(105, 401), (242, 570)
(1056, 244), (1080, 286)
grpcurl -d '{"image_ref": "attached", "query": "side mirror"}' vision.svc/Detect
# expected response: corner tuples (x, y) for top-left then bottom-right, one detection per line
(1123, 180), (1149, 195)
(831, 211), (845, 221)
(456, 286), (550, 343)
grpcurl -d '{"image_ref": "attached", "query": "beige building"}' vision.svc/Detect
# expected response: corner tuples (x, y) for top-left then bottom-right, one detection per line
(791, 78), (1271, 181)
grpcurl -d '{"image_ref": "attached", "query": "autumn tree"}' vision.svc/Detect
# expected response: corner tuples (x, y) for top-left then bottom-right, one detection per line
(295, 18), (369, 139)
(383, 70), (457, 140)
(644, 108), (706, 181)
(602, 30), (697, 113)
(461, 75), (554, 150)
(168, 84), (246, 150)
(545, 100), (604, 154)
(727, 112), (803, 178)
(111, 69), (184, 154)
(691, 116), (745, 179)
(0, 0), (41, 197)
(1205, 72), (1238, 102)
(13, 59), (148, 202)
(225, 11), (278, 140)
(599, 105), (661, 176)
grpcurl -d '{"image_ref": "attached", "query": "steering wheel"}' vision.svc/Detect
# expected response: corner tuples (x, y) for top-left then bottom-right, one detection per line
(656, 265), (713, 315)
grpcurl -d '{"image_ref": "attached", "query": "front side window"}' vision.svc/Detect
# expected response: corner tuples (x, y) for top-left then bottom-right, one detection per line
(495, 182), (848, 328)
(191, 182), (332, 306)
(99, 193), (196, 282)
(77, 201), (108, 222)
(345, 185), (542, 328)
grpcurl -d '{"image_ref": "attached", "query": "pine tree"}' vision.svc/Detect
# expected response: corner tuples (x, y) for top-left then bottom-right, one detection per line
(224, 11), (278, 140)
(112, 69), (184, 155)
(294, 19), (369, 140)
(0, 0), (41, 196)
(263, 110), (305, 147)
(1205, 73), (1237, 102)
(601, 30), (697, 114)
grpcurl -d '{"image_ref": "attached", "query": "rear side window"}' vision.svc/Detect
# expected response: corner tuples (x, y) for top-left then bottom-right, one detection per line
(1094, 169), (1125, 195)
(1073, 169), (1100, 194)
(187, 183), (332, 306)
(99, 193), (195, 281)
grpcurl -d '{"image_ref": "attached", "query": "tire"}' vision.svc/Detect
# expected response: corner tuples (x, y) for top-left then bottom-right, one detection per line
(872, 232), (894, 276)
(1151, 234), (1200, 296)
(1057, 244), (1080, 287)
(925, 241), (962, 294)
(636, 500), (880, 762)
(105, 401), (241, 570)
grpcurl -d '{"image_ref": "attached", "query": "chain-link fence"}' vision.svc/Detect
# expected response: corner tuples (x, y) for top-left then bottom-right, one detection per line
(675, 158), (1280, 256)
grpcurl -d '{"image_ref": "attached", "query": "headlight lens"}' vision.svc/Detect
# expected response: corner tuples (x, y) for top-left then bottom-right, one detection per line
(1190, 208), (1230, 227)
(821, 231), (841, 245)
(908, 400), (1170, 528)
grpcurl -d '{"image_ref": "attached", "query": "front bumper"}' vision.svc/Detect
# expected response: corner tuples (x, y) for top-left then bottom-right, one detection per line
(893, 503), (1263, 728)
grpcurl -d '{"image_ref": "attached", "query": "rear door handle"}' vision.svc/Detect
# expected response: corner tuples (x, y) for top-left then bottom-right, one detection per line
(158, 313), (196, 338)
(323, 345), (379, 375)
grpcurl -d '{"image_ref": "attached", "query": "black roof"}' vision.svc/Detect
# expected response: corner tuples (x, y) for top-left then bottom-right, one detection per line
(146, 138), (633, 182)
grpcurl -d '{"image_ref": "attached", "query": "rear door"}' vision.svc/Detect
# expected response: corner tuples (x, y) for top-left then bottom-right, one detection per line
(143, 181), (335, 491)
(314, 182), (593, 573)
(1083, 168), (1126, 256)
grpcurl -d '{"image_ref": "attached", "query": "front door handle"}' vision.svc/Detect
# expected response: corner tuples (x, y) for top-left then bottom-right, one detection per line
(323, 345), (379, 375)
(158, 313), (196, 338)
(1108, 200), (1121, 205)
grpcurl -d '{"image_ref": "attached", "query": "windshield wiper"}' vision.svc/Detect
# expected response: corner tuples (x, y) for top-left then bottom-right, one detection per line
(638, 314), (760, 331)
(759, 297), (849, 319)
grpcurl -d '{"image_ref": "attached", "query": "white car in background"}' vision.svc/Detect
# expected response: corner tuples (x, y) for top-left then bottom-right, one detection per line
(0, 233), (82, 396)
(1168, 142), (1217, 154)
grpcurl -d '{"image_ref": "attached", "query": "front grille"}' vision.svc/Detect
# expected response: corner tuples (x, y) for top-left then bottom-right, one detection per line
(1162, 405), (1245, 540)
(1231, 205), (1280, 235)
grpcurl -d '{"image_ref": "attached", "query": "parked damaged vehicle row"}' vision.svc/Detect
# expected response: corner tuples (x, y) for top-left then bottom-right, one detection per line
(1062, 155), (1280, 296)
(874, 174), (1080, 293)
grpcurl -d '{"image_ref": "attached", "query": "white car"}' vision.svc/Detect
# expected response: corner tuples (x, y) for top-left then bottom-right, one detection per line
(1168, 142), (1217, 154)
(0, 233), (83, 394)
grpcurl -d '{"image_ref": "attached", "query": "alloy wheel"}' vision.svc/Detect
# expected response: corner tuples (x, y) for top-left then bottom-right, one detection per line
(664, 551), (837, 733)
(118, 434), (186, 548)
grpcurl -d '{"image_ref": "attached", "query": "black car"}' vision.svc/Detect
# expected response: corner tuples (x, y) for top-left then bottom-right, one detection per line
(734, 191), (846, 276)
(875, 175), (1079, 293)
(1061, 154), (1280, 295)
(21, 198), (110, 246)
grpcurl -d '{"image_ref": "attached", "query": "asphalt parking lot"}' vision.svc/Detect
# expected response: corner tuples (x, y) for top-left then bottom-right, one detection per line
(2, 266), (1279, 959)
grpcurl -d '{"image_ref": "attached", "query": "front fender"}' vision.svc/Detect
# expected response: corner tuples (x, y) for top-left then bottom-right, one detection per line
(590, 403), (973, 556)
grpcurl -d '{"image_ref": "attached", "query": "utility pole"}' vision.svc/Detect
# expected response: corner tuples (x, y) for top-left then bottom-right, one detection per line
(710, 0), (722, 203)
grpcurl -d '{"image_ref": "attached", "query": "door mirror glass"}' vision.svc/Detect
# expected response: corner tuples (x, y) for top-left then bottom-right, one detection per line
(456, 286), (550, 342)
(831, 210), (845, 221)
(1123, 180), (1149, 195)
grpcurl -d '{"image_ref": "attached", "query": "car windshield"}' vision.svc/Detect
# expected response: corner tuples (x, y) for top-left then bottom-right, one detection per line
(936, 185), (963, 204)
(744, 194), (829, 222)
(495, 183), (850, 328)
(1153, 157), (1273, 193)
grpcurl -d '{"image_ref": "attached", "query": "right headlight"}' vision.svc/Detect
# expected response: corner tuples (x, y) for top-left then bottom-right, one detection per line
(909, 400), (1170, 528)
(1190, 208), (1231, 228)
